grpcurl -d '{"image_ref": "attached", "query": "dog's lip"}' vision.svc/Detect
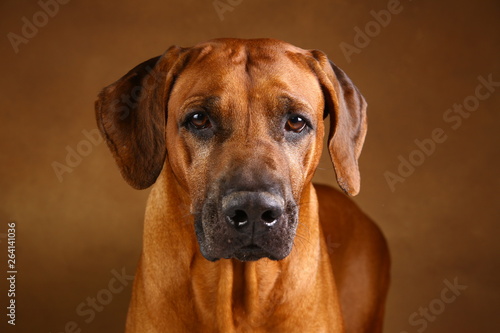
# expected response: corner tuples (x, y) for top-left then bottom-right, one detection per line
(230, 243), (271, 261)
(240, 244), (261, 250)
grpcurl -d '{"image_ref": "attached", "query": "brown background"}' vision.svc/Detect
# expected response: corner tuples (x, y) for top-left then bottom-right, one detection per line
(1, 0), (499, 332)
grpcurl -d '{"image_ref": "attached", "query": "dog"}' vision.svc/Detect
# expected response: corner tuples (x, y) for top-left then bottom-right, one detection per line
(95, 38), (390, 332)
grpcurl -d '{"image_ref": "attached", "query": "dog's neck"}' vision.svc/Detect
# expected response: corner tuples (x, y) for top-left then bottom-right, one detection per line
(137, 163), (342, 331)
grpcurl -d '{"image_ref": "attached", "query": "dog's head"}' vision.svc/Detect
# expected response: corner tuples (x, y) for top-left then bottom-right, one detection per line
(96, 38), (366, 261)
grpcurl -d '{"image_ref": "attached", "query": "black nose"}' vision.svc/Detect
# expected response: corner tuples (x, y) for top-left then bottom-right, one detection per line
(222, 191), (284, 234)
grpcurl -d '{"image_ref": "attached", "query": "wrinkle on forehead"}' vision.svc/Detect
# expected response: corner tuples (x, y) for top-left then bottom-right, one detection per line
(188, 38), (310, 73)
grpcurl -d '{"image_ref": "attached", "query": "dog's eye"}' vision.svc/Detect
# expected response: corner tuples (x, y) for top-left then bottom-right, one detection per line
(188, 113), (211, 130)
(285, 115), (306, 133)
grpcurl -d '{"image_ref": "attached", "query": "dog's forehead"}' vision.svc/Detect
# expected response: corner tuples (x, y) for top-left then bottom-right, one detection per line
(170, 39), (322, 112)
(188, 38), (311, 75)
(194, 38), (308, 59)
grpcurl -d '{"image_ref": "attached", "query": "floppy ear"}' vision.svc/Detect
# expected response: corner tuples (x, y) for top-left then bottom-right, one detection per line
(95, 46), (185, 189)
(309, 50), (368, 196)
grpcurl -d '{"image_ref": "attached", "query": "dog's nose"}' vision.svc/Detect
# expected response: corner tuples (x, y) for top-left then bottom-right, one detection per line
(222, 192), (284, 234)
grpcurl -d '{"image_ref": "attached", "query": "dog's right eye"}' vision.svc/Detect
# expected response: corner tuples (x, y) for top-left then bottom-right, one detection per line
(188, 113), (212, 130)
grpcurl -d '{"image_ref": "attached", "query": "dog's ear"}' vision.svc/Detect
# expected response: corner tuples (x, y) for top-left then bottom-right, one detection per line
(95, 46), (188, 189)
(308, 50), (368, 196)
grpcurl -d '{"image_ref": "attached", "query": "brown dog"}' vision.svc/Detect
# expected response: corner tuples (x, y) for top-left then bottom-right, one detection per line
(96, 38), (390, 332)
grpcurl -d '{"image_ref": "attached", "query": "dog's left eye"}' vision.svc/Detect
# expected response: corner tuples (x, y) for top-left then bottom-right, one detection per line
(285, 115), (306, 133)
(188, 113), (212, 130)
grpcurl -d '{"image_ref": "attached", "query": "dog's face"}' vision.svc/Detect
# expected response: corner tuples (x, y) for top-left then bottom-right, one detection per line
(166, 40), (325, 261)
(96, 38), (367, 262)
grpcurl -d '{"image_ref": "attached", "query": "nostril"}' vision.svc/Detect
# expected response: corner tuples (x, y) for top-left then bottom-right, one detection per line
(229, 210), (248, 227)
(261, 209), (279, 226)
(233, 210), (248, 223)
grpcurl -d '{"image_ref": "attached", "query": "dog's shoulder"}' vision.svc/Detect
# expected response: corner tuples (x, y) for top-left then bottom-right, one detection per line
(314, 182), (389, 264)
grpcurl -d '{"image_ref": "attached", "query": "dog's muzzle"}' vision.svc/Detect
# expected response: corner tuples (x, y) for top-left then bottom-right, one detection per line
(195, 187), (298, 262)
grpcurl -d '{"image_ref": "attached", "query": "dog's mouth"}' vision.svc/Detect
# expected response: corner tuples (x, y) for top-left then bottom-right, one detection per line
(229, 243), (271, 261)
(241, 244), (261, 250)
